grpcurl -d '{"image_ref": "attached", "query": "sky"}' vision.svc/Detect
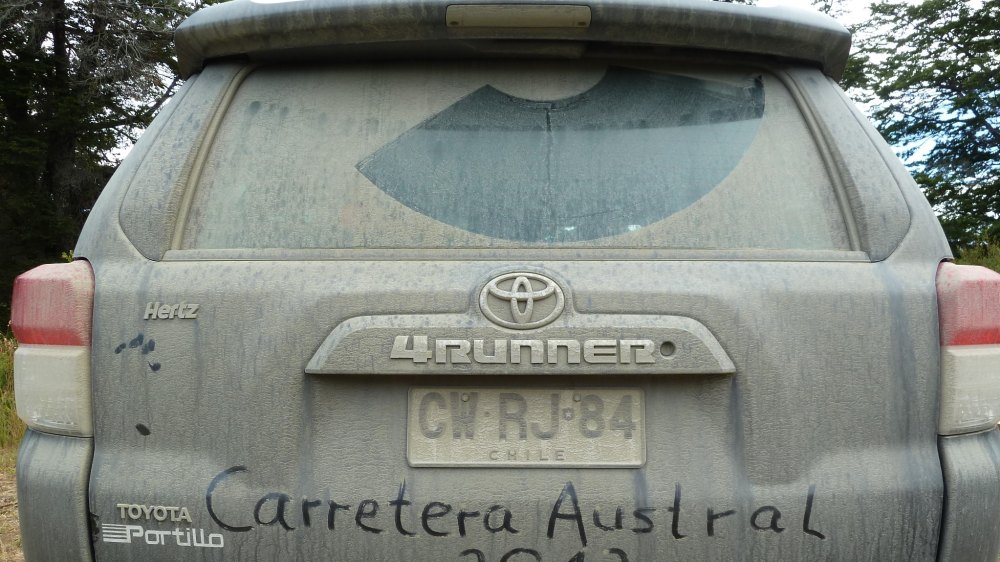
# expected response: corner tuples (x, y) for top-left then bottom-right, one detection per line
(757, 0), (875, 26)
(756, 0), (941, 161)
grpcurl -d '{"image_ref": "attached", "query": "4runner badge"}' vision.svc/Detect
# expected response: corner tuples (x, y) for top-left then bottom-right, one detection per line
(480, 272), (565, 329)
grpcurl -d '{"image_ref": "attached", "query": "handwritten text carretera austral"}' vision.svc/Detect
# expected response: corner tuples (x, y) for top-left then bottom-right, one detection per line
(204, 466), (826, 547)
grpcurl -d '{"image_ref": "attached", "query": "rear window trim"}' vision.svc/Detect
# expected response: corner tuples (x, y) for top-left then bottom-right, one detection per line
(166, 58), (864, 258)
(162, 248), (870, 262)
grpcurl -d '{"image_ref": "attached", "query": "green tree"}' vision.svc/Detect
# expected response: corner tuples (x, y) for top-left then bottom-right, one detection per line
(0, 0), (213, 325)
(845, 0), (999, 251)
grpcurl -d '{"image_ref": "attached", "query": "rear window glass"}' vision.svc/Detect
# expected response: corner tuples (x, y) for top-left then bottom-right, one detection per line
(181, 61), (850, 250)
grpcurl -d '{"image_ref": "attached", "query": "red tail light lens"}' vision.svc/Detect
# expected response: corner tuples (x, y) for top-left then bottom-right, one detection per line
(937, 262), (1000, 346)
(12, 261), (94, 346)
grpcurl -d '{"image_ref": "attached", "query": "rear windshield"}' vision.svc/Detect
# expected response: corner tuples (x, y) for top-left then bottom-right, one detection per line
(180, 61), (851, 250)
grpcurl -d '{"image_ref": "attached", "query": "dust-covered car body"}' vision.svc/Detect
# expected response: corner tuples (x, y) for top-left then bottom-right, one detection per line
(10, 0), (1000, 560)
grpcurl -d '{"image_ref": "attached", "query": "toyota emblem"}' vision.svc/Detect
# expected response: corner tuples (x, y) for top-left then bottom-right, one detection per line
(480, 272), (565, 329)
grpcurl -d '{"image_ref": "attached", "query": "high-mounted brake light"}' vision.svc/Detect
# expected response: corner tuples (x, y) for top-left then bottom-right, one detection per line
(445, 4), (592, 28)
(11, 261), (94, 437)
(936, 262), (1000, 435)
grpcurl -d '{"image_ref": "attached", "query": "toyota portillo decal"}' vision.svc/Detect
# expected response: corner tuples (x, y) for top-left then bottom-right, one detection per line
(100, 502), (224, 549)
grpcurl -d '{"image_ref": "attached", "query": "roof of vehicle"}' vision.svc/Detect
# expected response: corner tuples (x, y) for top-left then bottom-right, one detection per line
(174, 0), (851, 80)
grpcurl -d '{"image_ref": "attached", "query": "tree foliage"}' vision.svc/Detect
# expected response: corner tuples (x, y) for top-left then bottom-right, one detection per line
(0, 0), (212, 325)
(845, 0), (1000, 251)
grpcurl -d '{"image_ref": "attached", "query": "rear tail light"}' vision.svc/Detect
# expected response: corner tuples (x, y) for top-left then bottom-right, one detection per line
(936, 262), (1000, 435)
(11, 261), (94, 437)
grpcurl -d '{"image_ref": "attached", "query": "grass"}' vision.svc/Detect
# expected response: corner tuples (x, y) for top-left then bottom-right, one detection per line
(955, 242), (1000, 272)
(0, 334), (19, 560)
(0, 445), (20, 562)
(0, 335), (23, 452)
(0, 448), (14, 480)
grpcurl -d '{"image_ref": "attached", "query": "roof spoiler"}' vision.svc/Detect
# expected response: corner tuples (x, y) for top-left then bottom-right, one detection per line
(175, 0), (851, 79)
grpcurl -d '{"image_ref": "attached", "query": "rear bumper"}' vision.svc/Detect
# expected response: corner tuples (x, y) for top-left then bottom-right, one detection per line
(937, 428), (1000, 562)
(15, 428), (998, 561)
(17, 429), (94, 561)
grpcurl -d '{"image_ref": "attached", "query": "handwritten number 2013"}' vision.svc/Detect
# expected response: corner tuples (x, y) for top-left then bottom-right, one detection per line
(460, 548), (629, 562)
(571, 549), (628, 562)
(460, 549), (540, 562)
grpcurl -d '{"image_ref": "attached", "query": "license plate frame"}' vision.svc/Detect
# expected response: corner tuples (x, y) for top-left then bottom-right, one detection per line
(407, 387), (645, 468)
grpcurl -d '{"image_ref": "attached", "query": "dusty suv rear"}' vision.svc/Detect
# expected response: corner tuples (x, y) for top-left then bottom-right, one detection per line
(10, 0), (1000, 560)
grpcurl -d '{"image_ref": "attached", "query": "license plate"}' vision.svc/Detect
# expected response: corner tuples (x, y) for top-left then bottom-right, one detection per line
(407, 388), (645, 467)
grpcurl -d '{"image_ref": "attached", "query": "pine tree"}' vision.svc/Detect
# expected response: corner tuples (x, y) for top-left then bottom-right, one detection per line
(845, 0), (1000, 251)
(0, 0), (215, 324)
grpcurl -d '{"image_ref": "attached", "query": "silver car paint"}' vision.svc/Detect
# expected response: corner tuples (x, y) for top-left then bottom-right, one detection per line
(16, 1), (1000, 560)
